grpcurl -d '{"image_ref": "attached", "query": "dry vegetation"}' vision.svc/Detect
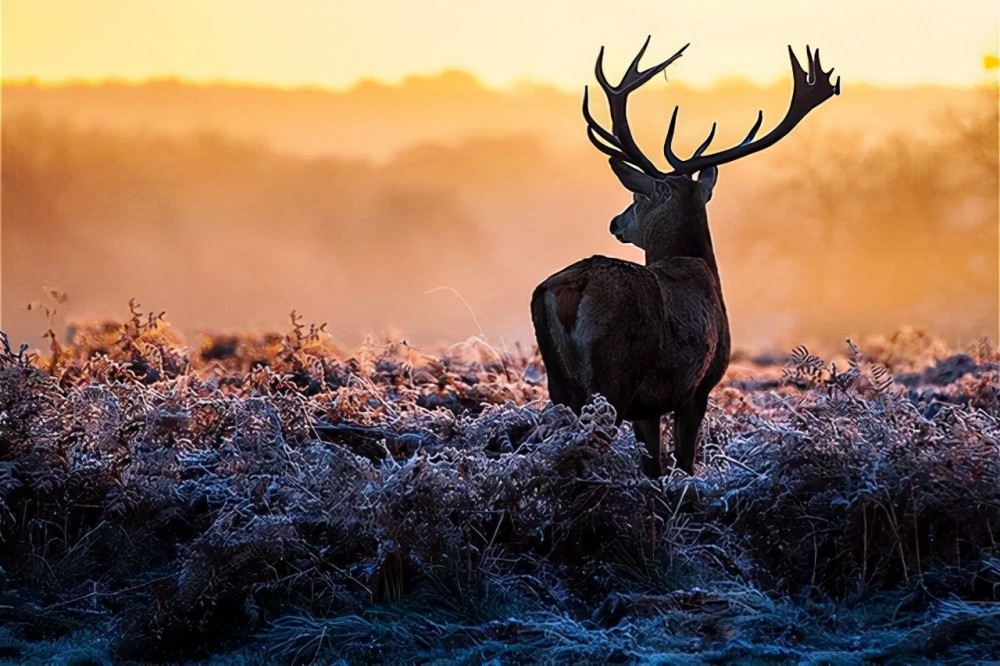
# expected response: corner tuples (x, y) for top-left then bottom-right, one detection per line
(0, 308), (998, 663)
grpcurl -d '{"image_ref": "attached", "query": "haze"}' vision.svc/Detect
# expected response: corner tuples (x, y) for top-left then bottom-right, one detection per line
(2, 1), (998, 353)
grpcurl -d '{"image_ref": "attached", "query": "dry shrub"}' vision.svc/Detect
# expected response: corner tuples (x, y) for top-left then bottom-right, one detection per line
(0, 316), (997, 662)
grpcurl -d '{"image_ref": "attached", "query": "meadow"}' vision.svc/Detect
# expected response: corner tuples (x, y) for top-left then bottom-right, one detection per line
(2, 68), (998, 664)
(0, 309), (997, 663)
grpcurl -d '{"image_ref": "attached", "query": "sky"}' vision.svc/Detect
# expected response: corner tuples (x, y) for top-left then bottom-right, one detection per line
(3, 0), (998, 90)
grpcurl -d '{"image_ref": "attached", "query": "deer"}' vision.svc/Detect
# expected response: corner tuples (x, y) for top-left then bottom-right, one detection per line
(531, 38), (839, 476)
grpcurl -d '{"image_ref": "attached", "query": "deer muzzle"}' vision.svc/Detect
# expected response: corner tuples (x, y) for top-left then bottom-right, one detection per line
(610, 206), (637, 243)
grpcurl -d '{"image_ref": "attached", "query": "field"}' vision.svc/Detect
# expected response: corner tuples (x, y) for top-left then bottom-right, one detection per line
(0, 309), (998, 663)
(4, 5), (998, 663)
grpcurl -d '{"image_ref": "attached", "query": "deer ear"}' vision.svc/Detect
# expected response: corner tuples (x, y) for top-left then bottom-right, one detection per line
(695, 167), (718, 203)
(609, 159), (656, 196)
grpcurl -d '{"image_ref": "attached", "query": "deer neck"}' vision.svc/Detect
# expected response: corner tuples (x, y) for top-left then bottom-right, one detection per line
(643, 210), (720, 279)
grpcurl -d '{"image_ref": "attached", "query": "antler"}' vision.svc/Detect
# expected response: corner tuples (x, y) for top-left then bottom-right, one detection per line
(663, 45), (841, 175)
(582, 37), (689, 178)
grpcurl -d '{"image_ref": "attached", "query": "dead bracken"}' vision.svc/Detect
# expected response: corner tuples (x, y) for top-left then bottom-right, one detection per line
(0, 309), (998, 663)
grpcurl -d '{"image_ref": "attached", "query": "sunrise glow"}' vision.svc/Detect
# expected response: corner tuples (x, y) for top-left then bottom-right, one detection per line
(4, 0), (998, 90)
(3, 0), (997, 350)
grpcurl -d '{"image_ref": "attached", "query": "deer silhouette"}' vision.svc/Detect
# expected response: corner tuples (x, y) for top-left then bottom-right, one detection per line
(532, 39), (839, 476)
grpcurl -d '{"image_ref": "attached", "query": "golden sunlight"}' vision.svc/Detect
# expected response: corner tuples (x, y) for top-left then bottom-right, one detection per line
(2, 0), (998, 351)
(3, 0), (998, 89)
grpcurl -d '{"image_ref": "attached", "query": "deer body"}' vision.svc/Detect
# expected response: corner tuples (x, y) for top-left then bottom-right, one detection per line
(533, 174), (730, 475)
(533, 39), (838, 476)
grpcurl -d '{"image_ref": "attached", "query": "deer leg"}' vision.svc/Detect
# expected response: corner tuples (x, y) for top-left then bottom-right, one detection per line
(545, 373), (579, 411)
(632, 417), (662, 478)
(673, 391), (709, 475)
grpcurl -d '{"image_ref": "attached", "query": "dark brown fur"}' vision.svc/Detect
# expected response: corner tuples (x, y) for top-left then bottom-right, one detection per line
(531, 179), (730, 476)
(553, 282), (583, 332)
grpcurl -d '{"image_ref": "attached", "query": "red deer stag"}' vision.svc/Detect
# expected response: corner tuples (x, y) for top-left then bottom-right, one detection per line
(532, 39), (839, 476)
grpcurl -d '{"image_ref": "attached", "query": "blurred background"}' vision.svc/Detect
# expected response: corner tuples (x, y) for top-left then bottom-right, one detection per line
(2, 0), (998, 353)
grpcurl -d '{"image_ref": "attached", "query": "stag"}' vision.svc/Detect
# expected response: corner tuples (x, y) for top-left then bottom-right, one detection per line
(531, 39), (839, 476)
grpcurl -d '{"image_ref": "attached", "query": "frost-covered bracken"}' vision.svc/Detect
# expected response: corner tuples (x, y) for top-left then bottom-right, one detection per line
(0, 310), (997, 663)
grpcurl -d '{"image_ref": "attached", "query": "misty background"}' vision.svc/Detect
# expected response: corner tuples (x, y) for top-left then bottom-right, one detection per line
(2, 73), (997, 352)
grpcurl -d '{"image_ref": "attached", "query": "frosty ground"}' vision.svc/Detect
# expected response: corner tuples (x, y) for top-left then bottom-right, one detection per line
(1, 311), (998, 663)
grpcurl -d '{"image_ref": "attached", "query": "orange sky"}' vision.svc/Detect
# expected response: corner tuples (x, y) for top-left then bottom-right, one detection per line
(3, 0), (998, 90)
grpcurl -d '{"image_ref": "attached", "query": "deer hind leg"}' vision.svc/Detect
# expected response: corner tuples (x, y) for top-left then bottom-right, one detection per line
(531, 287), (587, 412)
(546, 368), (587, 413)
(632, 417), (662, 478)
(673, 390), (710, 475)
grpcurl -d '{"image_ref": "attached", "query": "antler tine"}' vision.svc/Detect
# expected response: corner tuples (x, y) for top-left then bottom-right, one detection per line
(623, 36), (652, 83)
(593, 46), (613, 94)
(582, 87), (621, 152)
(584, 38), (689, 177)
(789, 46), (809, 88)
(692, 122), (717, 158)
(811, 46), (841, 94)
(662, 45), (840, 175)
(583, 86), (658, 172)
(663, 106), (681, 170)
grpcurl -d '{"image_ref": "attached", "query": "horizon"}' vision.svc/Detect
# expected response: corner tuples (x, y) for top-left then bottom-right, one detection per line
(4, 69), (997, 94)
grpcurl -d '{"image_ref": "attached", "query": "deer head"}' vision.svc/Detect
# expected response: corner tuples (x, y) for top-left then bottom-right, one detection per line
(584, 38), (840, 263)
